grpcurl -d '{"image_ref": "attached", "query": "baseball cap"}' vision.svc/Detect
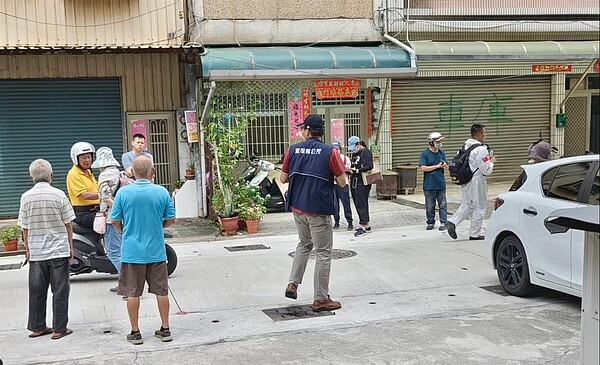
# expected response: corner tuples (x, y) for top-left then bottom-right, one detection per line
(296, 114), (324, 130)
(347, 136), (360, 150)
(331, 141), (342, 150)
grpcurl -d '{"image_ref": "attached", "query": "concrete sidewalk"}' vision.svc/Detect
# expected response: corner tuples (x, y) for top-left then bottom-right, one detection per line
(0, 222), (580, 365)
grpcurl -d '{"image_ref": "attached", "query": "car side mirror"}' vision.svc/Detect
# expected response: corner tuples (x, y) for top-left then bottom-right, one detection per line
(544, 217), (571, 234)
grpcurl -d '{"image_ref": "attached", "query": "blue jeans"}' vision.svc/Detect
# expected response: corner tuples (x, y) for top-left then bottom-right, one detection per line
(333, 184), (353, 225)
(105, 223), (122, 274)
(28, 258), (70, 333)
(424, 189), (447, 226)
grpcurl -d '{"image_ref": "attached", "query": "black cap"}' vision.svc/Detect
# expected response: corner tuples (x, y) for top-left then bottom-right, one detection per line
(296, 114), (324, 130)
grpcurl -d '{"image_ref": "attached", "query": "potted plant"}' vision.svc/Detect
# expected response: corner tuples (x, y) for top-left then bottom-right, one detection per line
(185, 163), (195, 180)
(1, 224), (21, 252)
(238, 205), (266, 234)
(206, 99), (256, 235)
(173, 179), (186, 190)
(234, 181), (267, 233)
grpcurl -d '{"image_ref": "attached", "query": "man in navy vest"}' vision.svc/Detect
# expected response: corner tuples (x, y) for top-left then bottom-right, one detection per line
(280, 114), (348, 312)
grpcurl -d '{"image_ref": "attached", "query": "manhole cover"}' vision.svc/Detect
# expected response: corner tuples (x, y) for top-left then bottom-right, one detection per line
(263, 305), (335, 321)
(480, 285), (510, 296)
(0, 263), (22, 271)
(225, 244), (270, 252)
(288, 249), (357, 260)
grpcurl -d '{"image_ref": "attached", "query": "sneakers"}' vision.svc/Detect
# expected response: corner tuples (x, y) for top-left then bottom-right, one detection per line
(311, 298), (342, 312)
(109, 286), (119, 293)
(447, 221), (457, 239)
(347, 223), (354, 231)
(439, 225), (447, 231)
(354, 227), (367, 237)
(333, 223), (340, 230)
(155, 327), (173, 342)
(127, 331), (143, 345)
(365, 227), (372, 233)
(426, 224), (434, 230)
(284, 282), (298, 300)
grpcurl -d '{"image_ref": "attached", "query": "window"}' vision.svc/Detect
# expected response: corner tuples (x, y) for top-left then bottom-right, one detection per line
(543, 162), (593, 202)
(509, 171), (527, 191)
(587, 167), (600, 205)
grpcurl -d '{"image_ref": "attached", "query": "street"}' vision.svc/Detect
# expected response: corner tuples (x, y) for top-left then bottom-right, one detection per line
(0, 214), (581, 365)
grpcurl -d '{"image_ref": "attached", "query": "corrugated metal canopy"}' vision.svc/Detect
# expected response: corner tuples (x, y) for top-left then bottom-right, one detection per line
(411, 41), (600, 59)
(200, 46), (417, 80)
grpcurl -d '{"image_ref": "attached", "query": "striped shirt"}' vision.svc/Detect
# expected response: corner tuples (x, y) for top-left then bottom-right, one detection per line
(18, 182), (75, 261)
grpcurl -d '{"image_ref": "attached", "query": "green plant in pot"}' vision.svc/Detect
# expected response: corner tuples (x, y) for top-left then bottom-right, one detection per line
(1, 224), (21, 252)
(206, 99), (256, 219)
(235, 182), (267, 221)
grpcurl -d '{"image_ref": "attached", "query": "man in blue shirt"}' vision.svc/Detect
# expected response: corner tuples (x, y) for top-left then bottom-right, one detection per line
(419, 132), (448, 231)
(111, 156), (176, 345)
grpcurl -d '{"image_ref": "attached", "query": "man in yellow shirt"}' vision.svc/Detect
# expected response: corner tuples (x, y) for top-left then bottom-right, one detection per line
(66, 142), (99, 228)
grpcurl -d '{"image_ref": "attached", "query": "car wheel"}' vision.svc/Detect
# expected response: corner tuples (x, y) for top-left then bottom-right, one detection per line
(496, 235), (536, 297)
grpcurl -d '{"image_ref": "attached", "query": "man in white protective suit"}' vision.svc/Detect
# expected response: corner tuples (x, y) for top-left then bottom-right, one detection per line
(446, 123), (497, 240)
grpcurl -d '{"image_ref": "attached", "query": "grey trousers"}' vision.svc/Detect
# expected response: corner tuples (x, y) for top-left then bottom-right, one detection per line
(289, 212), (334, 301)
(28, 257), (70, 333)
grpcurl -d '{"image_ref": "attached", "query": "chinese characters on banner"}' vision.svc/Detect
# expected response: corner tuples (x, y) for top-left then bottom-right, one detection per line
(185, 110), (199, 143)
(531, 64), (572, 72)
(594, 59), (600, 73)
(313, 79), (360, 99)
(330, 119), (344, 145)
(131, 120), (148, 141)
(288, 101), (304, 142)
(302, 88), (311, 120)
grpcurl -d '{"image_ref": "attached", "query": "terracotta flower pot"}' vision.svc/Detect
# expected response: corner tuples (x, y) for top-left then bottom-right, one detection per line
(2, 239), (18, 252)
(218, 216), (239, 236)
(245, 220), (259, 234)
(238, 219), (247, 230)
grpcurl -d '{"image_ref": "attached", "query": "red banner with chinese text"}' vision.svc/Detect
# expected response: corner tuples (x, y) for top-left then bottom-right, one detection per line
(313, 79), (360, 99)
(302, 88), (311, 120)
(532, 64), (572, 73)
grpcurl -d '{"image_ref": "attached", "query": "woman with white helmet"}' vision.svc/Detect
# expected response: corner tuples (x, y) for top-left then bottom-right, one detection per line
(66, 142), (99, 228)
(419, 132), (448, 231)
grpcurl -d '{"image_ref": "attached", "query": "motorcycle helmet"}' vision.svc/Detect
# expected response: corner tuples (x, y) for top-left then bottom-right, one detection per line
(70, 142), (96, 165)
(427, 132), (444, 143)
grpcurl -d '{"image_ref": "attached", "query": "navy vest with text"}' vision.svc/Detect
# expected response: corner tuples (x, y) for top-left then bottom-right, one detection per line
(288, 138), (335, 215)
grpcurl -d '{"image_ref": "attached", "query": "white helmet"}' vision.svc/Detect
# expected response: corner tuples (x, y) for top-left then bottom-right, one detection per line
(70, 142), (95, 165)
(427, 132), (445, 143)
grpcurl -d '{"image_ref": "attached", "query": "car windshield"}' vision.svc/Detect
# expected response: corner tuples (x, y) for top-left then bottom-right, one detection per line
(509, 171), (527, 191)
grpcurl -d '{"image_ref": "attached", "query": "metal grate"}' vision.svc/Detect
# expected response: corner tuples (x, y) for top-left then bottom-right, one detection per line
(262, 305), (335, 321)
(288, 249), (357, 260)
(0, 263), (23, 271)
(564, 97), (589, 156)
(224, 244), (270, 252)
(149, 118), (174, 189)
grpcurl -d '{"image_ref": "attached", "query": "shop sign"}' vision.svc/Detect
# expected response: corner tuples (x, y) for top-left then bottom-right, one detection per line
(302, 88), (311, 119)
(313, 79), (360, 99)
(330, 119), (344, 145)
(185, 110), (198, 143)
(288, 101), (304, 142)
(131, 119), (148, 141)
(532, 64), (572, 73)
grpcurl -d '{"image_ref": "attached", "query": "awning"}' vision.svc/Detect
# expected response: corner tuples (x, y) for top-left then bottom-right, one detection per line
(411, 41), (600, 60)
(200, 45), (417, 80)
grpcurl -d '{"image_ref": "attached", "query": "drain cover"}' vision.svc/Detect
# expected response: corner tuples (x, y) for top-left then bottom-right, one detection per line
(263, 305), (335, 321)
(225, 244), (270, 252)
(288, 249), (357, 260)
(480, 285), (510, 296)
(0, 263), (22, 271)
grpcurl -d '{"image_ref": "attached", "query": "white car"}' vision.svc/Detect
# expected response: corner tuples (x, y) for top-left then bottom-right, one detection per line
(486, 154), (600, 297)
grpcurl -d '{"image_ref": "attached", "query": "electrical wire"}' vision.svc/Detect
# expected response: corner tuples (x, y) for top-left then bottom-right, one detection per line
(0, 0), (181, 28)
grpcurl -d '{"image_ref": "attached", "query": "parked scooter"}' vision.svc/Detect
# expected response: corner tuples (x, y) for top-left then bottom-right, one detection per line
(70, 222), (177, 276)
(240, 154), (288, 212)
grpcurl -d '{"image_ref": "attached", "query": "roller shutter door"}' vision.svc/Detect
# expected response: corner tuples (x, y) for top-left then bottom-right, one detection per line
(391, 77), (551, 183)
(0, 78), (123, 218)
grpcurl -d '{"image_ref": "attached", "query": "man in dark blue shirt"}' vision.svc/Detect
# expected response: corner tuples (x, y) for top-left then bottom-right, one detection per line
(419, 132), (448, 231)
(280, 115), (347, 312)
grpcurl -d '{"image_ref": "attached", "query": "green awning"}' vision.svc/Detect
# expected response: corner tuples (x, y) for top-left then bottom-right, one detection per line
(200, 46), (417, 80)
(411, 41), (600, 60)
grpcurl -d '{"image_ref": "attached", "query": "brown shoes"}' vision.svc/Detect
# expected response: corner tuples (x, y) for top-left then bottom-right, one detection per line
(311, 298), (342, 312)
(285, 282), (298, 300)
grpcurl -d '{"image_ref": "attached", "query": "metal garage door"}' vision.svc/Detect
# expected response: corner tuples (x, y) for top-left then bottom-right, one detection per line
(0, 78), (123, 218)
(391, 76), (551, 182)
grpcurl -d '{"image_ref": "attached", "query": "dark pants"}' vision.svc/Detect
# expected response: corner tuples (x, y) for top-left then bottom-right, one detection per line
(333, 184), (353, 225)
(73, 206), (98, 229)
(351, 180), (371, 225)
(424, 189), (448, 225)
(28, 258), (70, 333)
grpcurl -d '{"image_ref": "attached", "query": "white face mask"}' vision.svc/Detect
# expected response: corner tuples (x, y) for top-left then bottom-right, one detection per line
(434, 143), (443, 149)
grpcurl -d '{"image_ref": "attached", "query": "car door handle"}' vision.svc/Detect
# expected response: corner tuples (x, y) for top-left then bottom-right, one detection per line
(523, 207), (537, 216)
